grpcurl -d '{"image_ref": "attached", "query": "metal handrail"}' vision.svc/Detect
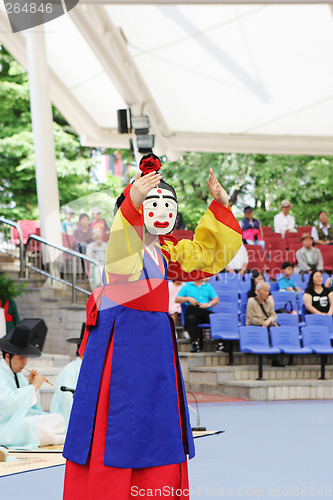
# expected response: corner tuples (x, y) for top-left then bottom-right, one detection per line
(25, 234), (102, 303)
(0, 216), (24, 277)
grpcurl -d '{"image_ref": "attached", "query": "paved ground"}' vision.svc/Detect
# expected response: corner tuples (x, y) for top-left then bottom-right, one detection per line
(2, 398), (333, 500)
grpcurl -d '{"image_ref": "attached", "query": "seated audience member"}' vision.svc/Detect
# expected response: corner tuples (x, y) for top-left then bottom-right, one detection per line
(278, 262), (301, 292)
(240, 206), (265, 250)
(168, 280), (184, 327)
(86, 228), (107, 289)
(246, 282), (284, 367)
(225, 243), (248, 277)
(90, 207), (110, 236)
(175, 279), (219, 353)
(311, 211), (333, 246)
(0, 325), (66, 449)
(50, 328), (84, 431)
(274, 200), (297, 237)
(61, 207), (76, 235)
(303, 271), (333, 316)
(247, 270), (274, 306)
(294, 233), (323, 275)
(73, 213), (93, 254)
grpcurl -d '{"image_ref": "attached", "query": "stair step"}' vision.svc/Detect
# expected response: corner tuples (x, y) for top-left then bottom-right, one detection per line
(188, 365), (333, 384)
(185, 379), (333, 401)
(27, 353), (71, 369)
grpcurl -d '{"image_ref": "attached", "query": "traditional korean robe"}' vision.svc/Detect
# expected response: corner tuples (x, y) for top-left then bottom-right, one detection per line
(50, 357), (82, 431)
(62, 194), (241, 498)
(0, 358), (43, 450)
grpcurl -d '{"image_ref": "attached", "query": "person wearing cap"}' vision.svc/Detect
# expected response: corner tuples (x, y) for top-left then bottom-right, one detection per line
(274, 200), (297, 237)
(294, 233), (323, 275)
(50, 326), (84, 431)
(90, 207), (110, 236)
(240, 206), (265, 250)
(0, 325), (65, 450)
(278, 262), (301, 292)
(61, 207), (76, 236)
(311, 211), (333, 246)
(62, 153), (242, 500)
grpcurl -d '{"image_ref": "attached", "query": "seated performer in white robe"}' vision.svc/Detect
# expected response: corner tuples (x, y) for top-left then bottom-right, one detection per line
(0, 324), (66, 450)
(50, 328), (83, 430)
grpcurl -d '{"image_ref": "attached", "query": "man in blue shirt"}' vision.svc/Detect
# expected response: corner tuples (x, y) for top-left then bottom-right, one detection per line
(278, 262), (301, 292)
(175, 279), (219, 352)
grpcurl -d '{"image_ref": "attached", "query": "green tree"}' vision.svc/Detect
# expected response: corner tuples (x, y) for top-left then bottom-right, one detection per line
(163, 152), (333, 230)
(0, 46), (132, 221)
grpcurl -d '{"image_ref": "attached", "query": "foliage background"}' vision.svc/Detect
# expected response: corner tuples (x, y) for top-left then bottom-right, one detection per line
(0, 46), (332, 230)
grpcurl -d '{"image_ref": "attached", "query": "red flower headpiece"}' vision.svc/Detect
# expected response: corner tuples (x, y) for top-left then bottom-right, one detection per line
(139, 154), (161, 175)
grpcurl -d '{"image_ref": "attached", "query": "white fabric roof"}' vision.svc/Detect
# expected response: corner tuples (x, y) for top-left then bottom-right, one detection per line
(1, 1), (333, 159)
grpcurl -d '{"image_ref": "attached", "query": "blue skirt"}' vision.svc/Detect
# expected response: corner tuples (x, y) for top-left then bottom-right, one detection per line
(63, 295), (195, 469)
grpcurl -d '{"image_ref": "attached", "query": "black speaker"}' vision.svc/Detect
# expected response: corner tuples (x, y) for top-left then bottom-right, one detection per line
(19, 318), (47, 352)
(117, 109), (129, 134)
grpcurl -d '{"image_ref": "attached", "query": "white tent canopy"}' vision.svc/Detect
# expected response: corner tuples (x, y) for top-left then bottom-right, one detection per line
(1, 1), (333, 159)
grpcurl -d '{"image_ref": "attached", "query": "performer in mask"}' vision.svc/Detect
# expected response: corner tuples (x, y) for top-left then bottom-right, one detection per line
(63, 154), (241, 499)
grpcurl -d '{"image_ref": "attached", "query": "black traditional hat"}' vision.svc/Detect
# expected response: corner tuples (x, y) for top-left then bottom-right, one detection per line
(66, 323), (85, 346)
(0, 324), (41, 357)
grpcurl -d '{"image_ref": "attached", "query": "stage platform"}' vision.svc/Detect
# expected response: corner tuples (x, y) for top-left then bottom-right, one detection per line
(1, 398), (332, 499)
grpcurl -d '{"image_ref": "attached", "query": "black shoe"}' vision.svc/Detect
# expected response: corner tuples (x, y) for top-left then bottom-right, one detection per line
(216, 343), (224, 352)
(191, 341), (201, 353)
(271, 359), (285, 367)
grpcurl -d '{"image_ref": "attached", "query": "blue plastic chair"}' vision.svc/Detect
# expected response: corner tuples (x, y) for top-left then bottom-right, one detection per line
(301, 326), (333, 379)
(240, 302), (247, 315)
(240, 291), (249, 304)
(212, 301), (238, 315)
(212, 281), (239, 293)
(239, 281), (251, 294)
(270, 282), (280, 292)
(238, 326), (281, 379)
(270, 326), (312, 354)
(305, 315), (333, 338)
(217, 272), (243, 282)
(276, 313), (299, 328)
(210, 313), (239, 364)
(303, 273), (310, 283)
(271, 291), (297, 313)
(216, 291), (239, 304)
(240, 313), (246, 327)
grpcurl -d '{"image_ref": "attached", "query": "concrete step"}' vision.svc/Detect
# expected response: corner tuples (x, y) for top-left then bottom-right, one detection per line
(185, 379), (333, 401)
(178, 338), (225, 352)
(26, 353), (71, 370)
(39, 387), (56, 412)
(187, 364), (333, 385)
(179, 351), (333, 368)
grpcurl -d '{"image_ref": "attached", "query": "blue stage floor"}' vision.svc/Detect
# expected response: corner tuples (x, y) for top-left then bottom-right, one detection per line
(2, 400), (333, 499)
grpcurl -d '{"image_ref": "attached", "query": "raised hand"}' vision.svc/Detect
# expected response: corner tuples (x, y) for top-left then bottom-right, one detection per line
(130, 171), (162, 210)
(208, 169), (229, 208)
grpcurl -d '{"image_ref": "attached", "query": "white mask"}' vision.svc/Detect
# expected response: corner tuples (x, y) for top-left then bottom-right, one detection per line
(143, 186), (178, 235)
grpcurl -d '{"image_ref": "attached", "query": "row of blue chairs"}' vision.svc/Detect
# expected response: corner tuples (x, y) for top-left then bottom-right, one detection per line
(239, 325), (333, 380)
(209, 313), (333, 371)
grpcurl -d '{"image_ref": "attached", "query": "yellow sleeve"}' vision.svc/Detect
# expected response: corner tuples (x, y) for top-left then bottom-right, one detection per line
(104, 194), (145, 283)
(161, 200), (242, 279)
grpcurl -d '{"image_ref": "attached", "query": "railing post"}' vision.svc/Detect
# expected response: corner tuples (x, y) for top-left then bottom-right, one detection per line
(72, 256), (77, 304)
